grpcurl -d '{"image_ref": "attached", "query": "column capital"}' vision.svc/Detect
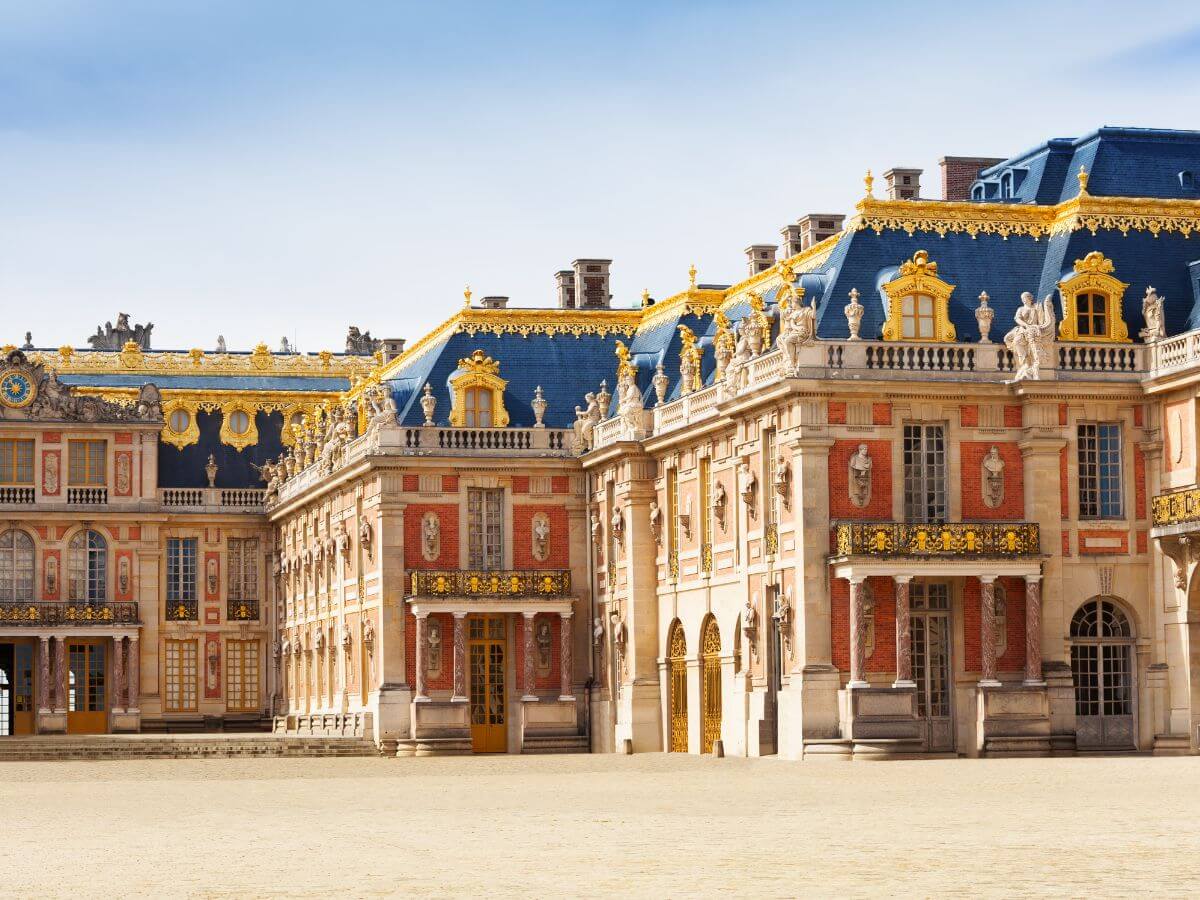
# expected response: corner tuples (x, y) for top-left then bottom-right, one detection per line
(979, 574), (998, 584)
(849, 574), (867, 586)
(1023, 573), (1043, 586)
(521, 610), (537, 621)
(893, 574), (914, 584)
(558, 610), (575, 620)
(452, 611), (468, 620)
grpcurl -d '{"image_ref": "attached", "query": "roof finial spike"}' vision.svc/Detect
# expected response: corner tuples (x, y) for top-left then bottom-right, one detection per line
(641, 288), (651, 308)
(1077, 164), (1089, 196)
(463, 285), (472, 308)
(688, 263), (697, 290)
(864, 169), (875, 198)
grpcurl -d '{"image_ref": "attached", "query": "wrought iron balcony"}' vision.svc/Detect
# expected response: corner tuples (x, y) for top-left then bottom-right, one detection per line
(834, 522), (1041, 558)
(409, 569), (571, 598)
(0, 601), (140, 626)
(227, 598), (260, 621)
(165, 599), (199, 622)
(1152, 487), (1200, 528)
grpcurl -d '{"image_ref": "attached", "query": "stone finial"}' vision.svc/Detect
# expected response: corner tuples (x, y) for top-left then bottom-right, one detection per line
(844, 288), (864, 341)
(975, 291), (995, 344)
(532, 385), (547, 427)
(420, 383), (437, 425)
(652, 363), (669, 406)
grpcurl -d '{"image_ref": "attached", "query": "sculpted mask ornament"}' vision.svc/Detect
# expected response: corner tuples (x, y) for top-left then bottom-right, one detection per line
(982, 445), (1005, 509)
(1141, 286), (1166, 343)
(421, 513), (441, 562)
(849, 443), (872, 509)
(531, 514), (551, 562)
(1003, 291), (1057, 381)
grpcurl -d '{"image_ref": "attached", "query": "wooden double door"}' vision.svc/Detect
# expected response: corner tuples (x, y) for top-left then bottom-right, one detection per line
(468, 616), (507, 753)
(0, 642), (34, 736)
(67, 641), (107, 734)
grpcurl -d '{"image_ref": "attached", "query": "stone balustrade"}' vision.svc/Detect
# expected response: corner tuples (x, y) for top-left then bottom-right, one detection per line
(159, 487), (266, 511)
(0, 486), (35, 505)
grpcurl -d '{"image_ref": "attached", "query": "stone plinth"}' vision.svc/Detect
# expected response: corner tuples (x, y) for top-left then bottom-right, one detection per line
(839, 684), (922, 751)
(976, 683), (1051, 756)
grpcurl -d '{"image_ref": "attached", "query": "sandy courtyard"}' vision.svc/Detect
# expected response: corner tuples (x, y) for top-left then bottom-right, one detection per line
(0, 753), (1197, 898)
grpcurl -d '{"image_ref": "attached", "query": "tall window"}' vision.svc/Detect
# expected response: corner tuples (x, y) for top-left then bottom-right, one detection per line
(227, 538), (259, 619)
(1078, 423), (1123, 519)
(467, 488), (503, 570)
(0, 529), (34, 601)
(901, 294), (936, 340)
(0, 439), (34, 484)
(68, 529), (107, 602)
(698, 457), (713, 561)
(666, 468), (680, 559)
(164, 639), (198, 712)
(226, 639), (260, 712)
(1075, 293), (1109, 338)
(68, 440), (106, 485)
(463, 387), (493, 428)
(763, 429), (778, 529)
(167, 537), (198, 619)
(904, 424), (947, 522)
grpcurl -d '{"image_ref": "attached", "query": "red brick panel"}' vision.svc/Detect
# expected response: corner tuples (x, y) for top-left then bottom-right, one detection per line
(959, 442), (1024, 520)
(1059, 447), (1069, 520)
(828, 401), (847, 425)
(551, 476), (570, 494)
(442, 475), (459, 493)
(1062, 531), (1071, 557)
(1136, 530), (1148, 555)
(1133, 404), (1144, 427)
(1078, 529), (1129, 555)
(959, 405), (979, 428)
(1004, 405), (1022, 428)
(404, 503), (459, 569)
(403, 474), (419, 492)
(512, 505), (569, 569)
(1133, 445), (1146, 521)
(829, 440), (892, 520)
(511, 475), (529, 494)
(872, 403), (892, 426)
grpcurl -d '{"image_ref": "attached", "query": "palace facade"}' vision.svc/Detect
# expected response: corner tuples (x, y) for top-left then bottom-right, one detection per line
(4, 126), (1200, 758)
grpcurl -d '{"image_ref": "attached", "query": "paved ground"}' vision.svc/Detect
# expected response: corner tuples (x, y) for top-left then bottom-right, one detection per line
(0, 753), (1197, 898)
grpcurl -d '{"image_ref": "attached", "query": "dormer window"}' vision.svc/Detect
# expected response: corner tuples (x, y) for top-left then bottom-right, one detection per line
(449, 350), (509, 428)
(1181, 171), (1196, 192)
(1000, 171), (1013, 199)
(881, 251), (957, 343)
(1057, 252), (1130, 344)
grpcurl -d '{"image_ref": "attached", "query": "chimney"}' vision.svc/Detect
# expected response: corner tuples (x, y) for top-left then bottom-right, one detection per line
(380, 338), (406, 363)
(883, 167), (922, 200)
(572, 259), (612, 309)
(796, 214), (845, 249)
(481, 296), (509, 310)
(745, 244), (776, 276)
(940, 156), (1005, 201)
(555, 270), (576, 309)
(780, 224), (804, 258)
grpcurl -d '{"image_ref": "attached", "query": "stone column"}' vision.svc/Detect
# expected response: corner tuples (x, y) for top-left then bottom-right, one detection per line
(559, 612), (575, 701)
(414, 613), (429, 701)
(848, 576), (868, 688)
(980, 575), (1000, 686)
(54, 636), (67, 713)
(1024, 574), (1044, 685)
(893, 575), (914, 687)
(451, 612), (467, 702)
(112, 636), (126, 712)
(37, 636), (50, 713)
(521, 612), (537, 701)
(127, 636), (140, 712)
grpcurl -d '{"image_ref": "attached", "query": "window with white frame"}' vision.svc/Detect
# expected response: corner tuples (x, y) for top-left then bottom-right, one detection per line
(1078, 423), (1123, 519)
(903, 424), (947, 522)
(467, 488), (503, 570)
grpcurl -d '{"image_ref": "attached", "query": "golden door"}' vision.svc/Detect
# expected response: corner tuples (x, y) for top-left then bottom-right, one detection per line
(67, 641), (107, 734)
(668, 621), (688, 752)
(700, 617), (722, 754)
(468, 616), (507, 753)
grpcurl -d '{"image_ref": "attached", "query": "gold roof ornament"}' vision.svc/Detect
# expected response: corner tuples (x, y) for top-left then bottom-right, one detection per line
(864, 169), (875, 198)
(899, 249), (938, 277)
(250, 342), (273, 370)
(457, 348), (501, 376)
(614, 340), (637, 381)
(688, 263), (697, 290)
(463, 285), (472, 308)
(641, 288), (651, 308)
(1077, 165), (1089, 196)
(1072, 249), (1115, 275)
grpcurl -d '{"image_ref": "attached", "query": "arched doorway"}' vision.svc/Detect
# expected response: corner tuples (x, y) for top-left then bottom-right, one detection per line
(700, 616), (722, 753)
(1070, 597), (1135, 749)
(667, 621), (688, 752)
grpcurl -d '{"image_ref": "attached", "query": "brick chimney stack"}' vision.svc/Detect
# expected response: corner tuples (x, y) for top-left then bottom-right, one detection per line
(555, 270), (576, 309)
(940, 156), (1006, 201)
(481, 296), (509, 310)
(745, 244), (776, 276)
(572, 259), (612, 309)
(883, 168), (923, 200)
(380, 338), (406, 363)
(796, 214), (845, 249)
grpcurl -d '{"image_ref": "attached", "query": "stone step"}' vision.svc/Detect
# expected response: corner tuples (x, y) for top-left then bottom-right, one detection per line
(0, 735), (380, 761)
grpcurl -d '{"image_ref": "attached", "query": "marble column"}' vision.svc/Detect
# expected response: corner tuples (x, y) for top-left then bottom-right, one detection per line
(53, 637), (67, 713)
(414, 613), (429, 701)
(521, 612), (537, 701)
(559, 612), (575, 701)
(893, 575), (914, 687)
(127, 636), (140, 712)
(112, 636), (126, 712)
(848, 577), (868, 688)
(980, 575), (1000, 687)
(37, 636), (50, 713)
(451, 612), (467, 702)
(1024, 574), (1044, 685)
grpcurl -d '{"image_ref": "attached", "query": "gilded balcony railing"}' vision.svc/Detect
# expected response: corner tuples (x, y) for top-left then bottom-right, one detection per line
(409, 569), (571, 598)
(1152, 487), (1200, 528)
(834, 522), (1040, 558)
(165, 599), (199, 622)
(0, 601), (140, 626)
(227, 598), (260, 621)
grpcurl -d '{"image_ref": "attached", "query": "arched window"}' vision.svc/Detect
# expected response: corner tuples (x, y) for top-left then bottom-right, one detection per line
(68, 529), (107, 602)
(1070, 597), (1132, 639)
(463, 386), (493, 428)
(0, 529), (34, 601)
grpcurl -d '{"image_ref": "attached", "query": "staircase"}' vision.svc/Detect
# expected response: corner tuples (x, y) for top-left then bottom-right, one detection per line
(0, 734), (380, 761)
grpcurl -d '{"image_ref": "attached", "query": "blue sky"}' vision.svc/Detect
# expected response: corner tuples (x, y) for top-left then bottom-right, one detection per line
(1, 0), (1198, 352)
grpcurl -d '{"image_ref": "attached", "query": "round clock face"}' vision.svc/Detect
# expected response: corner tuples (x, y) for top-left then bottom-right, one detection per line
(0, 370), (35, 408)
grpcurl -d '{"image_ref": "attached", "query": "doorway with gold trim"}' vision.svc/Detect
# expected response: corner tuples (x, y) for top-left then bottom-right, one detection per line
(67, 640), (107, 734)
(468, 615), (506, 753)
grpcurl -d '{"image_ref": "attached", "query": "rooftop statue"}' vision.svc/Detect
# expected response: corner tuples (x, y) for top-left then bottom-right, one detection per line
(1004, 292), (1057, 381)
(87, 312), (154, 351)
(346, 326), (382, 356)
